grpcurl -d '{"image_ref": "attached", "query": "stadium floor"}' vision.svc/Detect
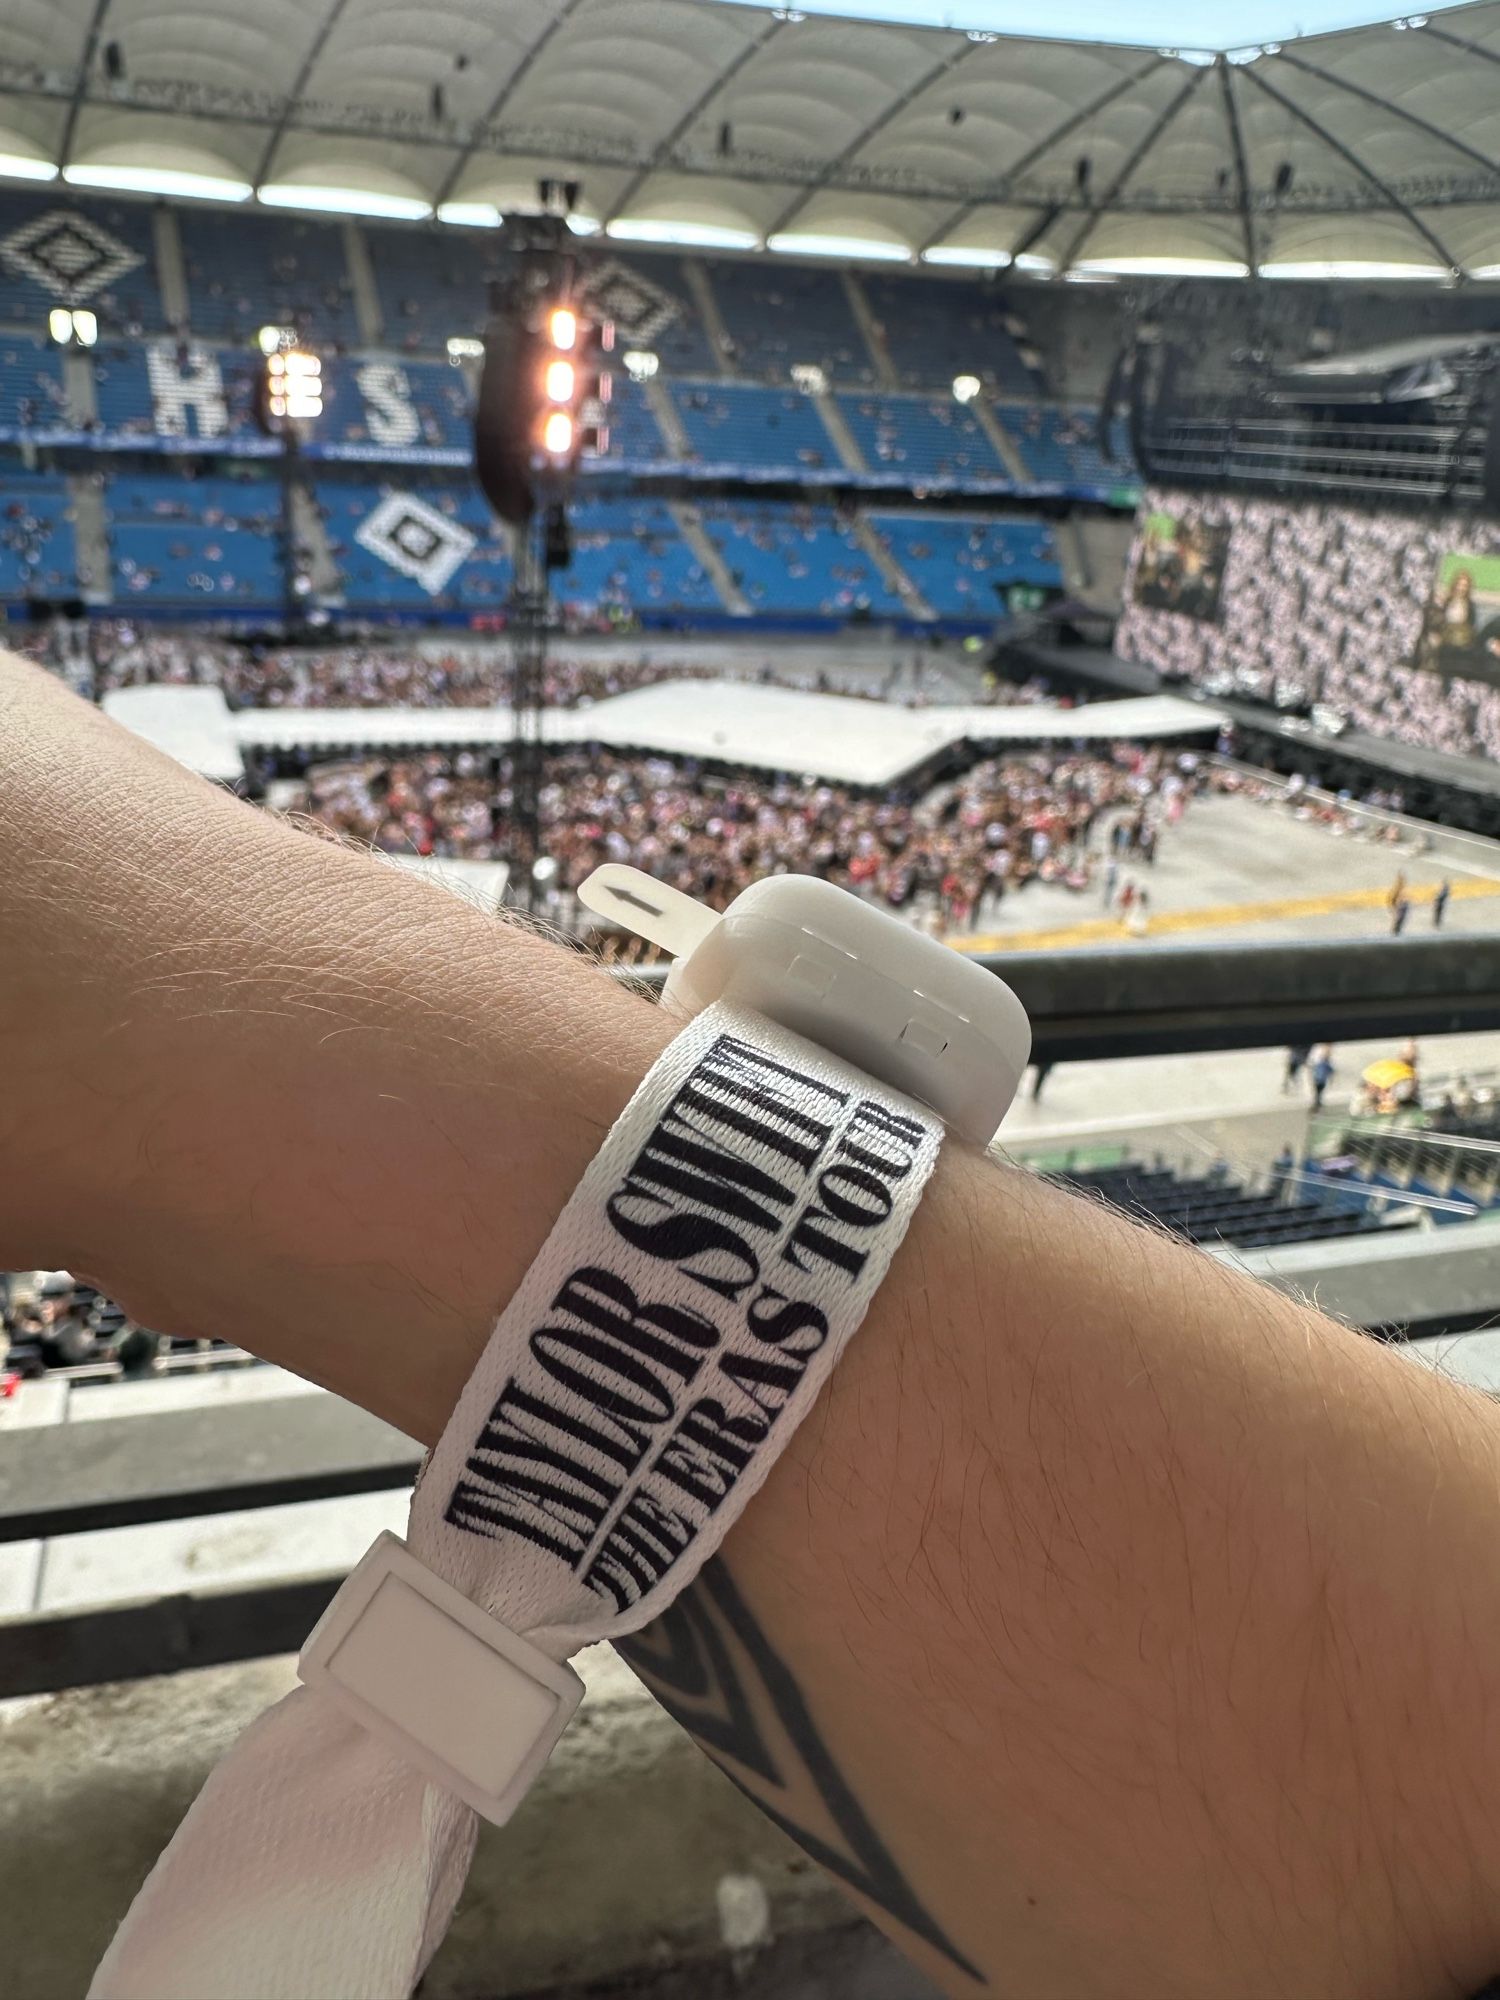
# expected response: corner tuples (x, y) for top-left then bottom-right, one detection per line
(957, 791), (1500, 954)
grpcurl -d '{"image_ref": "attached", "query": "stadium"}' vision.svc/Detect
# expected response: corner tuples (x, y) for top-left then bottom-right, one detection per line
(4, 2), (1500, 1996)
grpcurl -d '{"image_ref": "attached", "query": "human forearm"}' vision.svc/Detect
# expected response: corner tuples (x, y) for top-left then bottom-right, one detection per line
(4, 654), (1499, 1998)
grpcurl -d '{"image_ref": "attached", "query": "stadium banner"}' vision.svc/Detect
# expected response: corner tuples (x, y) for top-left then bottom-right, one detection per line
(1411, 550), (1500, 687)
(1131, 508), (1231, 622)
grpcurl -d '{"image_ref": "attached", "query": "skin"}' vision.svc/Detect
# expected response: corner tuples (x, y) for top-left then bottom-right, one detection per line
(4, 652), (1499, 2000)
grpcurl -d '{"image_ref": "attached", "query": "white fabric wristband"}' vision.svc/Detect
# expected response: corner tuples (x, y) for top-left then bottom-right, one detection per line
(89, 999), (944, 2000)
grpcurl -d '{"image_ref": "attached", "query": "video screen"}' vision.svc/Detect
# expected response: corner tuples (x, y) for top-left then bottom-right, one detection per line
(1115, 489), (1500, 763)
(1131, 510), (1231, 622)
(1410, 551), (1500, 689)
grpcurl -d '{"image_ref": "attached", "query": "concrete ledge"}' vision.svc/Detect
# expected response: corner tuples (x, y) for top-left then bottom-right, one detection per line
(2, 1646), (872, 2000)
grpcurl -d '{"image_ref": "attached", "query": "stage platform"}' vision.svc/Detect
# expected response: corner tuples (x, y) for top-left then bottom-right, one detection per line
(107, 679), (1218, 788)
(1018, 640), (1500, 811)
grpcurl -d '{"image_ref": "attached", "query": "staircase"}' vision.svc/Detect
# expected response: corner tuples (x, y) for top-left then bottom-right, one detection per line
(288, 478), (341, 599)
(813, 390), (866, 473)
(151, 207), (189, 329)
(62, 351), (96, 428)
(973, 400), (1032, 483)
(67, 473), (111, 604)
(669, 500), (748, 616)
(841, 271), (899, 389)
(1053, 515), (1090, 598)
(850, 512), (932, 621)
(680, 260), (736, 378)
(644, 377), (692, 460)
(343, 223), (384, 347)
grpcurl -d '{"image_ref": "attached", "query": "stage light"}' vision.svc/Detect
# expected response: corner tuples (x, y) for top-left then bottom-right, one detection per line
(258, 324), (293, 355)
(623, 349), (659, 381)
(260, 344), (322, 428)
(544, 357), (576, 402)
(446, 336), (484, 359)
(548, 307), (578, 351)
(48, 307), (97, 347)
(952, 374), (982, 403)
(542, 409), (574, 455)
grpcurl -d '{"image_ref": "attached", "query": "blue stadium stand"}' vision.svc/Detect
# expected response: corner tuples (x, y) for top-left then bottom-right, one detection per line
(0, 192), (162, 335)
(705, 261), (874, 384)
(0, 336), (68, 432)
(315, 475), (511, 614)
(868, 513), (1061, 616)
(599, 374), (667, 466)
(321, 356), (473, 454)
(671, 381), (836, 476)
(837, 390), (1010, 482)
(365, 227), (496, 349)
(0, 469), (78, 599)
(560, 498), (722, 618)
(179, 209), (358, 344)
(996, 403), (1133, 487)
(861, 274), (1035, 396)
(699, 503), (902, 619)
(106, 472), (283, 609)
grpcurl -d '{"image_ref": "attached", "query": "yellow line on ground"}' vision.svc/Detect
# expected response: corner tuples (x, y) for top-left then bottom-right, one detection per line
(953, 876), (1500, 955)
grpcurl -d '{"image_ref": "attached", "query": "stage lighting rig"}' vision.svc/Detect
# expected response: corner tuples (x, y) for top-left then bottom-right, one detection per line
(536, 299), (613, 472)
(473, 212), (614, 529)
(254, 326), (322, 435)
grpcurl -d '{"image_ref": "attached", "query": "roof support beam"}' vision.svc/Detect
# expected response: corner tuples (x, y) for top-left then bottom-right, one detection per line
(914, 58), (1166, 259)
(1218, 57), (1258, 278)
(763, 34), (978, 242)
(1239, 64), (1464, 277)
(1417, 21), (1500, 75)
(430, 0), (592, 214)
(254, 0), (355, 188)
(58, 0), (114, 170)
(1270, 48), (1500, 181)
(602, 14), (784, 230)
(1056, 66), (1208, 273)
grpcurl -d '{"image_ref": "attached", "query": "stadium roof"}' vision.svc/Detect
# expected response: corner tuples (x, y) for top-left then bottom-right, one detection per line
(3, 0), (1500, 279)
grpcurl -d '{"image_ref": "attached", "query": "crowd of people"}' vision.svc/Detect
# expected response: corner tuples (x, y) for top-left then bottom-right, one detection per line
(1120, 501), (1500, 762)
(36, 618), (1029, 715)
(272, 739), (1201, 932)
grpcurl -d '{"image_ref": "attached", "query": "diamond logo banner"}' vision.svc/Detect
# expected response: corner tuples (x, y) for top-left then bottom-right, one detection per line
(353, 491), (476, 595)
(578, 257), (682, 345)
(0, 208), (142, 304)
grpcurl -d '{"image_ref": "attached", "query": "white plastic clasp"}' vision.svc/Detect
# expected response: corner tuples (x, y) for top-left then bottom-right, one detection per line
(578, 864), (1031, 1148)
(298, 1531), (584, 1826)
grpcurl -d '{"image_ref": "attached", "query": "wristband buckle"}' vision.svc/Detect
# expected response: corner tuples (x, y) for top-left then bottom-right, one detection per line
(578, 864), (1031, 1148)
(298, 1531), (584, 1826)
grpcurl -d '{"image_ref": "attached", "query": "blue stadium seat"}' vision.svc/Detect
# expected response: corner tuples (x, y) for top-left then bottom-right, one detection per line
(366, 227), (495, 350)
(321, 356), (473, 452)
(106, 472), (283, 607)
(561, 498), (722, 616)
(180, 210), (358, 344)
(995, 403), (1133, 487)
(671, 381), (834, 474)
(869, 513), (1061, 617)
(705, 262), (873, 383)
(836, 391), (1009, 482)
(0, 337), (69, 431)
(699, 504), (902, 617)
(0, 191), (163, 335)
(599, 374), (666, 464)
(315, 475), (511, 611)
(0, 467), (78, 599)
(586, 253), (719, 377)
(861, 275), (1034, 396)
